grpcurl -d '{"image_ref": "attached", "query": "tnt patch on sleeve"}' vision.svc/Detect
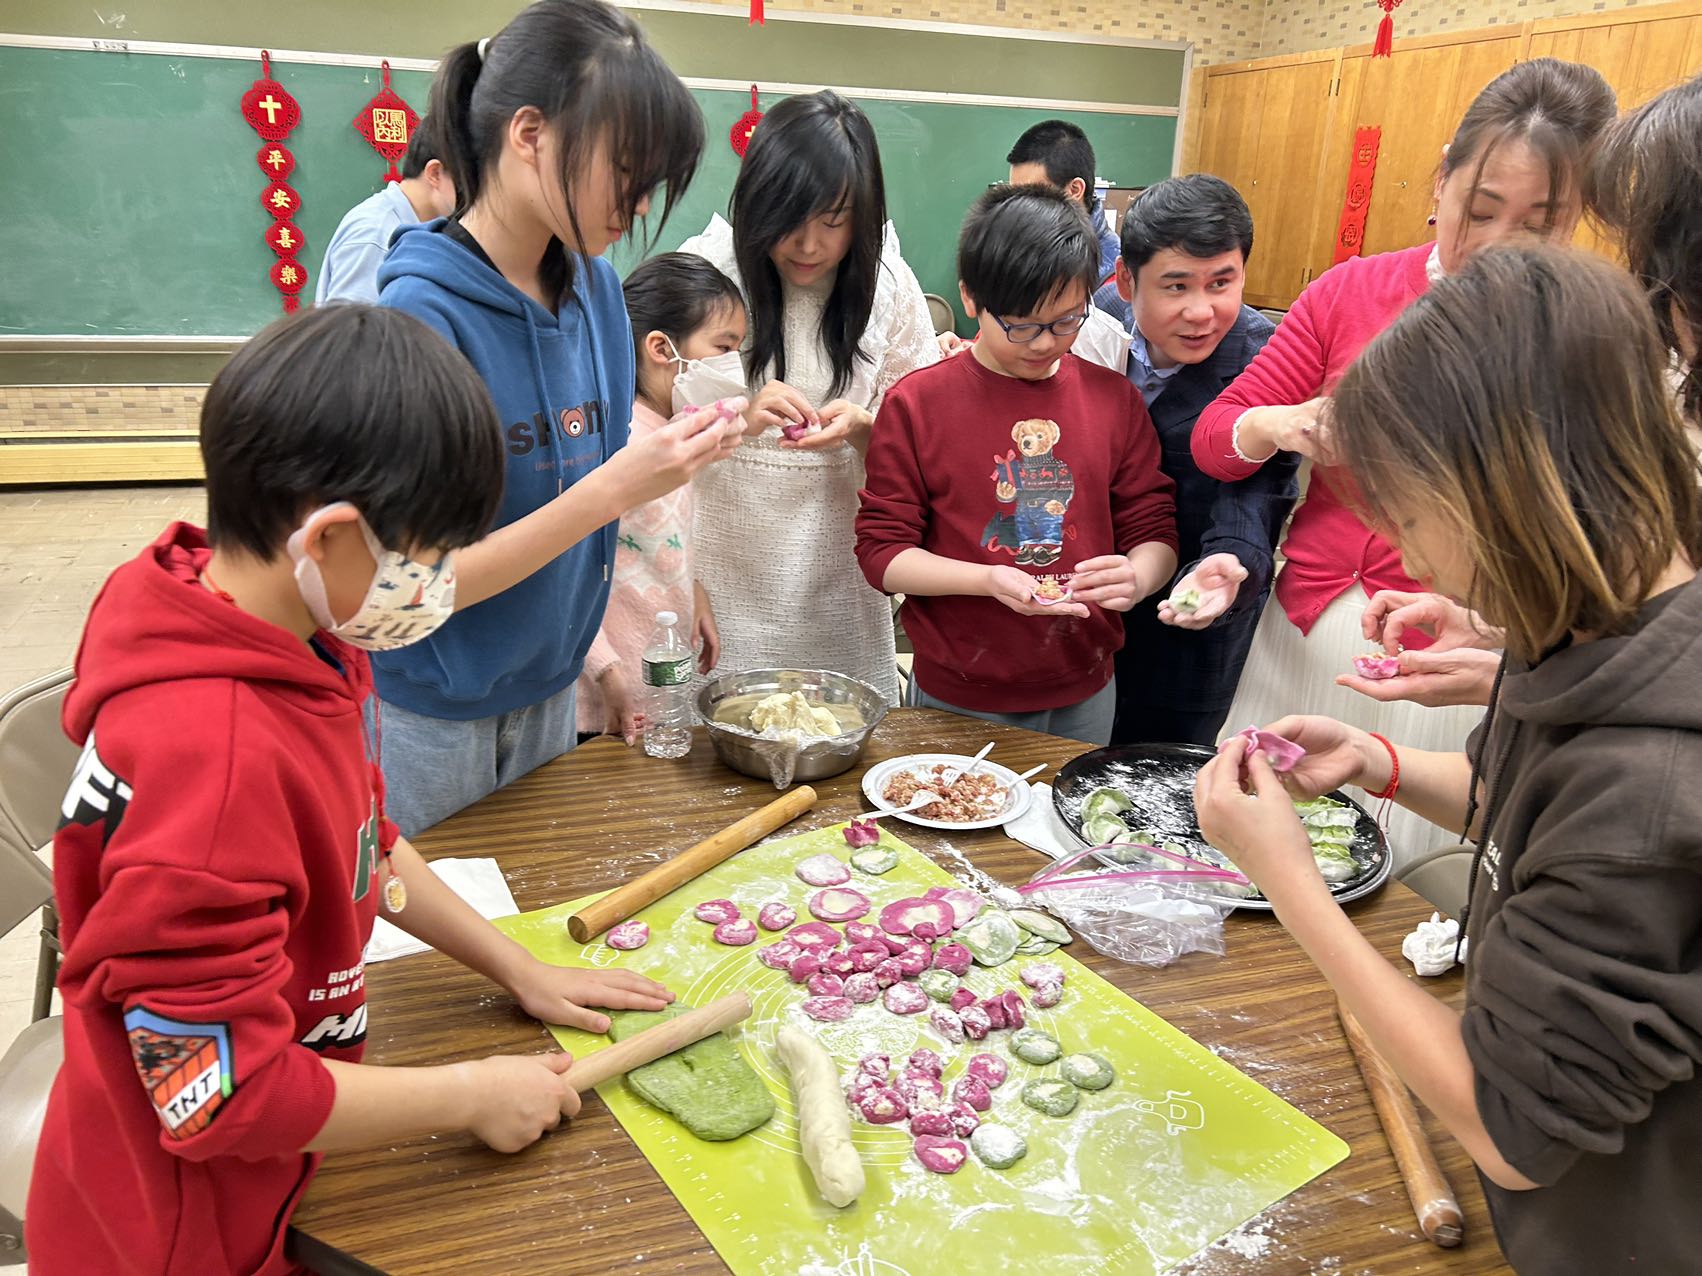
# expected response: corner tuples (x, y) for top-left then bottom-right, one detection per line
(124, 1006), (235, 1139)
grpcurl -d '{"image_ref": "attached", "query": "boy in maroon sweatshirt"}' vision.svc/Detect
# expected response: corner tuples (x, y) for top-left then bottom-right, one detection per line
(27, 306), (673, 1276)
(857, 185), (1177, 743)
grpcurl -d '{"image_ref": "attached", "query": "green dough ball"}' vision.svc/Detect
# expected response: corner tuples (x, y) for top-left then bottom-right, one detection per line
(957, 910), (1022, 966)
(1021, 1078), (1079, 1117)
(1170, 588), (1202, 613)
(1059, 1052), (1115, 1090)
(1008, 908), (1071, 945)
(850, 845), (900, 875)
(609, 1006), (775, 1141)
(919, 969), (960, 1002)
(1010, 1028), (1062, 1066)
(970, 1123), (1029, 1169)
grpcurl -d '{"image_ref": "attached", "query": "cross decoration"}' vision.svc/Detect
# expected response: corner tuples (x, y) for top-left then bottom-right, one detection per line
(241, 51), (307, 313)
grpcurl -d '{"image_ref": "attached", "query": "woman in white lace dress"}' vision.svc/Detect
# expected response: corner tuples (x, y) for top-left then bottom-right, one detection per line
(678, 91), (939, 705)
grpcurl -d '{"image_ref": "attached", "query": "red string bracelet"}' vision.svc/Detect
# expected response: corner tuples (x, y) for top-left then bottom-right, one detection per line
(1367, 732), (1400, 800)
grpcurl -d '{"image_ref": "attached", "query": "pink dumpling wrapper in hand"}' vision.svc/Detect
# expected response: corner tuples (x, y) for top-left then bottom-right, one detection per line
(1353, 653), (1402, 680)
(1229, 725), (1306, 773)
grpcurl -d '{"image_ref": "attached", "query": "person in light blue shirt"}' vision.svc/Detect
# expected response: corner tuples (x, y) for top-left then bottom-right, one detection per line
(315, 116), (457, 305)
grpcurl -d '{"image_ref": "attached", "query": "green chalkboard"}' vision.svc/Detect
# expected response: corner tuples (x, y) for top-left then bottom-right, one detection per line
(0, 45), (1175, 337)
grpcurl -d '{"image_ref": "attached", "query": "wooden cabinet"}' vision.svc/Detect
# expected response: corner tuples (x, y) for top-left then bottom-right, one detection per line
(1195, 53), (1342, 309)
(1188, 0), (1702, 310)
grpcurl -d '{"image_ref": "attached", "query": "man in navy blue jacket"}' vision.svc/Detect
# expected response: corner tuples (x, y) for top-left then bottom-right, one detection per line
(1109, 175), (1300, 746)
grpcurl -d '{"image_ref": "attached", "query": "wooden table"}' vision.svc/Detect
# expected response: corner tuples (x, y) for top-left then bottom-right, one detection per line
(289, 710), (1511, 1275)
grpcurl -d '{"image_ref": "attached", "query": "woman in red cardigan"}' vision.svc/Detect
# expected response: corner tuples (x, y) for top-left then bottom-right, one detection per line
(1188, 58), (1614, 868)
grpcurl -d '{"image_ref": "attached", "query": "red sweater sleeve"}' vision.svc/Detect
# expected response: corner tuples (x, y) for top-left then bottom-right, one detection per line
(1112, 384), (1178, 555)
(71, 716), (337, 1164)
(856, 383), (929, 592)
(1191, 271), (1334, 481)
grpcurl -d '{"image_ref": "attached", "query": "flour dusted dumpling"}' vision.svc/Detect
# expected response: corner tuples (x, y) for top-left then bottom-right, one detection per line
(750, 691), (841, 737)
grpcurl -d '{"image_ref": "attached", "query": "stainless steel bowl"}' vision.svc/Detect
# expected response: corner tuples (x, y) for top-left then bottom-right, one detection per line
(696, 668), (889, 788)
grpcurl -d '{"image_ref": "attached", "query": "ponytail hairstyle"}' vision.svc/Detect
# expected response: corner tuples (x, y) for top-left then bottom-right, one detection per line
(1331, 246), (1702, 665)
(1588, 72), (1702, 422)
(430, 0), (704, 304)
(1438, 57), (1615, 241)
(730, 91), (886, 397)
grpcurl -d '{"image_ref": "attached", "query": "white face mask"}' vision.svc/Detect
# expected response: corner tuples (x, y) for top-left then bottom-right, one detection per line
(667, 339), (749, 416)
(286, 503), (456, 652)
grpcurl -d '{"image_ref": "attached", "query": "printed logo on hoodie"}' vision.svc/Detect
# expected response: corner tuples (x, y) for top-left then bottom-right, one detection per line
(59, 731), (133, 847)
(506, 397), (607, 456)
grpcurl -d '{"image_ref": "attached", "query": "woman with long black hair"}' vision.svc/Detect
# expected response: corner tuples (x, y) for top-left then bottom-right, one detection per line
(680, 91), (938, 703)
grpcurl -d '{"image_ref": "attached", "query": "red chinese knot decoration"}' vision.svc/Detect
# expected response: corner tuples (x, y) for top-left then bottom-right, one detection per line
(1373, 0), (1404, 58)
(1332, 126), (1383, 265)
(240, 52), (307, 313)
(731, 85), (763, 158)
(352, 60), (420, 185)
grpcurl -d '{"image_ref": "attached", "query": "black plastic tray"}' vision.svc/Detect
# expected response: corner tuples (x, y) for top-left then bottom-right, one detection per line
(1050, 743), (1392, 910)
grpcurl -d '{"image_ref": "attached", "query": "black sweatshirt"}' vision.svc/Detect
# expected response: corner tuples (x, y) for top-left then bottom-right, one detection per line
(1460, 575), (1702, 1274)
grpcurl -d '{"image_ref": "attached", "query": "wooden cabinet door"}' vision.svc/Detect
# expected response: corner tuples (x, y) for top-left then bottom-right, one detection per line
(1532, 12), (1702, 259)
(1340, 35), (1524, 259)
(1242, 58), (1340, 309)
(1194, 67), (1266, 201)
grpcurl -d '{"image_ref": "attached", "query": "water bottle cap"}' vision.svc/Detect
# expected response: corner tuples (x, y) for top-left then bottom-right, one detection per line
(656, 610), (678, 626)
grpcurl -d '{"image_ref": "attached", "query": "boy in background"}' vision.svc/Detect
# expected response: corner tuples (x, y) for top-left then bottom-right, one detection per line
(28, 305), (671, 1276)
(1005, 120), (1120, 290)
(315, 117), (457, 305)
(857, 185), (1176, 745)
(1107, 175), (1298, 747)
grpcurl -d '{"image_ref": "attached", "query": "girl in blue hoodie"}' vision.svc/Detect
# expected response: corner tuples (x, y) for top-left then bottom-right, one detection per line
(376, 0), (748, 834)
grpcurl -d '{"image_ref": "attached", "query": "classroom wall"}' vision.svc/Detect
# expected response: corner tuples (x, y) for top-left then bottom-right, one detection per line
(1259, 0), (1659, 57)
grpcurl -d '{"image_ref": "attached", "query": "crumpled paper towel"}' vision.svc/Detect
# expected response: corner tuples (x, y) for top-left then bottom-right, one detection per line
(1401, 911), (1468, 976)
(363, 857), (519, 964)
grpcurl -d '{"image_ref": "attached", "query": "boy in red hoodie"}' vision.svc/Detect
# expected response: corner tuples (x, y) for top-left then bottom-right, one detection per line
(857, 185), (1177, 743)
(27, 306), (674, 1275)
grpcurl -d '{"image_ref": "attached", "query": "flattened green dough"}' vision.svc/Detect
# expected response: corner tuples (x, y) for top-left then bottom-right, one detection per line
(1022, 1078), (1079, 1117)
(608, 1006), (775, 1141)
(1010, 1028), (1062, 1066)
(1059, 1052), (1115, 1090)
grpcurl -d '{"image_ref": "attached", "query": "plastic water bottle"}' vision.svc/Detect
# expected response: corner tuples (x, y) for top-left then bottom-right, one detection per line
(641, 610), (694, 759)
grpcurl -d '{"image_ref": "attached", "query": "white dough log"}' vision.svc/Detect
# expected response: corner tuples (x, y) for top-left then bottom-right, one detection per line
(775, 1026), (865, 1208)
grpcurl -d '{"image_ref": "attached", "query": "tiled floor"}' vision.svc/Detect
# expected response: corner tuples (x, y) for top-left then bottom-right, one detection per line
(0, 485), (206, 1058)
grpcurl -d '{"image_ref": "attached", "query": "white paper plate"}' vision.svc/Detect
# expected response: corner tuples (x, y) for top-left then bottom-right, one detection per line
(860, 753), (1033, 830)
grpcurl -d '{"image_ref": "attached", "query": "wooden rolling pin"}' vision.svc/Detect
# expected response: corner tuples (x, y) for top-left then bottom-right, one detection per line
(566, 993), (753, 1093)
(1338, 1002), (1464, 1248)
(567, 786), (818, 942)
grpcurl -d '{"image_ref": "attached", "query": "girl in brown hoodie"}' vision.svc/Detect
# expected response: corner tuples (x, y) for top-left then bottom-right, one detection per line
(1195, 245), (1702, 1274)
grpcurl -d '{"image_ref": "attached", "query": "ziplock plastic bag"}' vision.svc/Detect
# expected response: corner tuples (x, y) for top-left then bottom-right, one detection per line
(1017, 844), (1243, 967)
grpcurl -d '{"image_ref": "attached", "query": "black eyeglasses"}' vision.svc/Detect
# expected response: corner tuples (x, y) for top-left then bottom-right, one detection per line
(991, 308), (1092, 344)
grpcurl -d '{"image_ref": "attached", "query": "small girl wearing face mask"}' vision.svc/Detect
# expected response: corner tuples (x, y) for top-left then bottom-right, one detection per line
(576, 254), (749, 741)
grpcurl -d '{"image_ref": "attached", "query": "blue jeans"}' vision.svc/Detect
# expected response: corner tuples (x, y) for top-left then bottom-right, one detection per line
(904, 675), (1116, 746)
(369, 683), (578, 837)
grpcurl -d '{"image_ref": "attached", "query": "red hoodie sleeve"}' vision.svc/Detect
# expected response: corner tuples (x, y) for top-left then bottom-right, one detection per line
(1191, 271), (1334, 482)
(69, 697), (337, 1164)
(856, 381), (930, 592)
(1111, 382), (1178, 556)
